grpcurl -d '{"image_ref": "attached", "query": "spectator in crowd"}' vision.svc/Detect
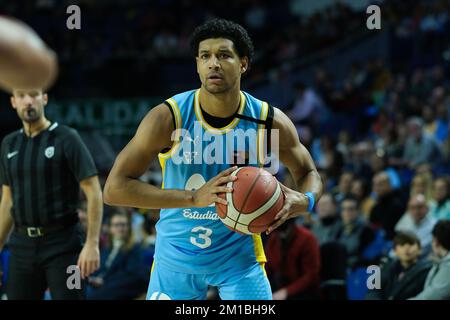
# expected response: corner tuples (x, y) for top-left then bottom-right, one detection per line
(370, 150), (401, 190)
(134, 210), (158, 300)
(331, 171), (354, 205)
(410, 220), (450, 300)
(311, 135), (337, 172)
(86, 211), (148, 300)
(375, 126), (403, 160)
(350, 178), (375, 220)
(345, 142), (372, 180)
(402, 117), (443, 168)
(428, 177), (450, 220)
(395, 194), (437, 259)
(287, 81), (328, 128)
(370, 172), (406, 240)
(410, 172), (434, 202)
(140, 209), (158, 269)
(311, 193), (341, 245)
(336, 196), (375, 269)
(265, 219), (321, 300)
(365, 231), (432, 300)
(336, 130), (352, 164)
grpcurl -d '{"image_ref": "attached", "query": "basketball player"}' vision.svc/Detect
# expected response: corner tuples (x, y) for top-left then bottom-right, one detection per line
(104, 19), (323, 300)
(0, 17), (57, 93)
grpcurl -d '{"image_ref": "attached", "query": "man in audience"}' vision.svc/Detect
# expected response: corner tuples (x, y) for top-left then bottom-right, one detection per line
(336, 196), (375, 269)
(395, 194), (437, 259)
(366, 231), (432, 300)
(402, 117), (443, 168)
(331, 171), (354, 205)
(410, 220), (450, 300)
(370, 172), (406, 239)
(429, 177), (450, 220)
(265, 219), (321, 300)
(311, 193), (341, 245)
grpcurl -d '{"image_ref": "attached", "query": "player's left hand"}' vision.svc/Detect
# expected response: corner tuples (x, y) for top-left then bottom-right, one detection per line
(272, 288), (288, 300)
(77, 242), (100, 279)
(266, 182), (309, 235)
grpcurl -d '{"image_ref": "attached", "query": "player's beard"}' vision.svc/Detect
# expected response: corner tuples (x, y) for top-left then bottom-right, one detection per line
(203, 77), (233, 94)
(20, 106), (42, 123)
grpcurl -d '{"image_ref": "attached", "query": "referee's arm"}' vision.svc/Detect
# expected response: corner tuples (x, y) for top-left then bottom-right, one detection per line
(0, 138), (13, 252)
(64, 129), (103, 279)
(78, 175), (103, 279)
(0, 185), (13, 252)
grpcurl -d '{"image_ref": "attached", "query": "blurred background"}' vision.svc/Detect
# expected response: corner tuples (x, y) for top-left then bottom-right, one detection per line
(0, 0), (449, 300)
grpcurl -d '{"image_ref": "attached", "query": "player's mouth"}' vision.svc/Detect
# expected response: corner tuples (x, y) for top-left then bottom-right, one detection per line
(25, 108), (36, 117)
(207, 73), (224, 84)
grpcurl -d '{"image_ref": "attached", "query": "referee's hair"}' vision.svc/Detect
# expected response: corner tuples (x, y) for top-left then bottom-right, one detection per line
(189, 18), (254, 72)
(432, 220), (450, 251)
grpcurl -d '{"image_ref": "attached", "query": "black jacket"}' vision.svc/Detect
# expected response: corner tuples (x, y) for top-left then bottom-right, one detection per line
(369, 191), (406, 239)
(365, 258), (432, 300)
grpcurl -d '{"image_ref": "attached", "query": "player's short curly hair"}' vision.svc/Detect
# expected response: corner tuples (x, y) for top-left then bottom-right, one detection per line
(190, 18), (254, 69)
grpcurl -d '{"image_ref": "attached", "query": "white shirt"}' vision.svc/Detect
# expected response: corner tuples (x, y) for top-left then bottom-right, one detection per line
(395, 213), (437, 258)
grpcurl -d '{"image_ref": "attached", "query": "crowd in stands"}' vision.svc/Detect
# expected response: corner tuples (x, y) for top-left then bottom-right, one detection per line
(1, 0), (448, 98)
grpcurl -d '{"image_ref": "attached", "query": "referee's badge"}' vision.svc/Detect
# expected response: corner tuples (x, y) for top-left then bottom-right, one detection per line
(45, 146), (55, 159)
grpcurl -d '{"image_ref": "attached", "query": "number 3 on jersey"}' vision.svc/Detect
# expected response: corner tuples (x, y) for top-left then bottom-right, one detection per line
(190, 226), (212, 249)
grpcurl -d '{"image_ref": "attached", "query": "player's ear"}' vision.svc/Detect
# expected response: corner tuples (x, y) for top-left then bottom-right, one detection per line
(196, 56), (200, 75)
(10, 95), (17, 110)
(43, 92), (48, 106)
(240, 57), (248, 74)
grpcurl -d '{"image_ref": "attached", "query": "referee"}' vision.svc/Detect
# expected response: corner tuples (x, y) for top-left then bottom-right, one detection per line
(0, 88), (103, 299)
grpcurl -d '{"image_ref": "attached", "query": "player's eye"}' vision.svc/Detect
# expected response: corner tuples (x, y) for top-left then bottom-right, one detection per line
(200, 54), (209, 59)
(219, 53), (230, 59)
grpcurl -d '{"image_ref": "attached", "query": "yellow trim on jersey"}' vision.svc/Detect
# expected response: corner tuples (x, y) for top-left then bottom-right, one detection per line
(259, 262), (268, 277)
(159, 98), (182, 159)
(256, 101), (269, 167)
(194, 89), (246, 134)
(159, 156), (167, 189)
(252, 234), (267, 264)
(150, 260), (155, 275)
(158, 98), (182, 189)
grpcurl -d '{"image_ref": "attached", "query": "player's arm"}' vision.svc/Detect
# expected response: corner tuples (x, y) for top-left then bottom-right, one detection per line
(0, 17), (57, 93)
(267, 107), (323, 234)
(77, 175), (103, 279)
(0, 185), (14, 252)
(104, 104), (236, 209)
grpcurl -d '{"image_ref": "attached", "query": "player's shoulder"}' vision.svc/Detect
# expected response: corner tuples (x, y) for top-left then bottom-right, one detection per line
(1, 129), (22, 147)
(167, 89), (197, 105)
(49, 122), (78, 137)
(271, 106), (292, 131)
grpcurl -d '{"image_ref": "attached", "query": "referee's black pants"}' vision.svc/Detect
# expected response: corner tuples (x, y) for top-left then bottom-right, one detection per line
(6, 223), (86, 300)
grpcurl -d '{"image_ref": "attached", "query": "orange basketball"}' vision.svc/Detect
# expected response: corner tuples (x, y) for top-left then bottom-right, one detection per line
(216, 166), (285, 235)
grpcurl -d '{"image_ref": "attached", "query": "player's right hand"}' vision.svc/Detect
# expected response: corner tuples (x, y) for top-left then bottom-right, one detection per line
(192, 166), (238, 207)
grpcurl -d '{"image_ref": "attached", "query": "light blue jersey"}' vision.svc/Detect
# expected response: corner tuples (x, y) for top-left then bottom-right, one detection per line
(153, 89), (272, 275)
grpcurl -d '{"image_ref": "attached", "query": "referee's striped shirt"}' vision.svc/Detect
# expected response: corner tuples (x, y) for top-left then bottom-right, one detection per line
(0, 122), (97, 227)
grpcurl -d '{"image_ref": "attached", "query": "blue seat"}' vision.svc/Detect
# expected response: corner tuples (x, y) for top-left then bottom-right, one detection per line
(346, 267), (369, 300)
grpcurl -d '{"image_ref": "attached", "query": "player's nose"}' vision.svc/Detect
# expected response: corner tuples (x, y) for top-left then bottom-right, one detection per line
(208, 55), (220, 69)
